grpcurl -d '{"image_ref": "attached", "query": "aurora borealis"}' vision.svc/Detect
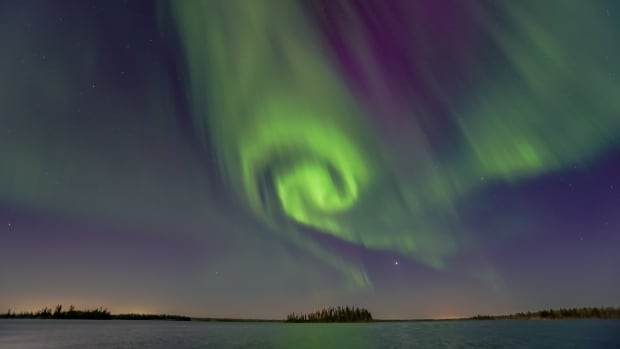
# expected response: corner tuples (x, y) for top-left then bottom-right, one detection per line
(1, 0), (619, 319)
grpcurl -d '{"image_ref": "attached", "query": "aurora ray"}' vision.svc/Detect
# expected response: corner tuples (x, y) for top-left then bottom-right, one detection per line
(170, 0), (461, 286)
(170, 0), (620, 287)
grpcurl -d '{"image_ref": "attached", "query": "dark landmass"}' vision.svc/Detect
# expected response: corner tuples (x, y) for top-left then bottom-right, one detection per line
(2, 305), (618, 322)
(285, 306), (372, 322)
(468, 306), (620, 320)
(114, 313), (191, 321)
(1, 305), (190, 321)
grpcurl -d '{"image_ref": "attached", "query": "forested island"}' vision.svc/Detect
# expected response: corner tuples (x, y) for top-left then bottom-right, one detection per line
(286, 306), (372, 322)
(470, 307), (620, 320)
(1, 305), (190, 321)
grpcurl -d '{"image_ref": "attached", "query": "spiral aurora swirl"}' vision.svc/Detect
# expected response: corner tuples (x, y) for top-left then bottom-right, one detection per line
(238, 101), (372, 233)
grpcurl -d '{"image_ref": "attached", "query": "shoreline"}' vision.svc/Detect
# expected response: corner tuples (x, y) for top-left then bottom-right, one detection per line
(2, 317), (619, 323)
(3, 306), (619, 322)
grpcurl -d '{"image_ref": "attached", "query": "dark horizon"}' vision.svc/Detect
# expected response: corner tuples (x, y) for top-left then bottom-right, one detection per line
(3, 304), (620, 322)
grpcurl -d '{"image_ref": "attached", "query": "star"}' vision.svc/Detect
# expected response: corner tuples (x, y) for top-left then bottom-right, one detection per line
(394, 260), (399, 266)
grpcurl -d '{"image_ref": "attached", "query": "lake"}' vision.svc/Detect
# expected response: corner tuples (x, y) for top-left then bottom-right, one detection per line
(1, 319), (619, 348)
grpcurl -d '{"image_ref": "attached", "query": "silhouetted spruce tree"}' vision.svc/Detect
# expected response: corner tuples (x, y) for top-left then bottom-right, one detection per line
(53, 305), (63, 319)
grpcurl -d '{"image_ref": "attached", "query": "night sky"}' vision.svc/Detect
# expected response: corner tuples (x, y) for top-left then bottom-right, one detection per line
(1, 0), (619, 320)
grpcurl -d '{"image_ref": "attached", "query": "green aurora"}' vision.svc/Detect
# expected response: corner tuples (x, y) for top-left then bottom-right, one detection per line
(170, 0), (620, 288)
(171, 1), (382, 286)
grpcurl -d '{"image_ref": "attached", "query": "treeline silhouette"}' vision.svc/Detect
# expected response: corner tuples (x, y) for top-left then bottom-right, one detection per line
(2, 305), (111, 319)
(286, 306), (372, 322)
(113, 313), (190, 321)
(472, 306), (620, 320)
(1, 305), (189, 321)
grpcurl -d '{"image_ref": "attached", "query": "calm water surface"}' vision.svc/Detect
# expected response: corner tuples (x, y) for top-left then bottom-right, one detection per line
(1, 319), (619, 348)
